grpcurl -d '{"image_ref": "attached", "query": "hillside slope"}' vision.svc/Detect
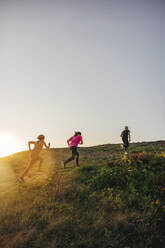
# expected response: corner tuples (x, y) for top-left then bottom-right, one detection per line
(0, 141), (165, 248)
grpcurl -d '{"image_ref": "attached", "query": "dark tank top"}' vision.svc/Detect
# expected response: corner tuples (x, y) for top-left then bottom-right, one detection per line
(122, 130), (129, 140)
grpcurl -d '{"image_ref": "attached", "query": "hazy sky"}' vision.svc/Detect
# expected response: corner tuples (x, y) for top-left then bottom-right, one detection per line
(0, 0), (165, 152)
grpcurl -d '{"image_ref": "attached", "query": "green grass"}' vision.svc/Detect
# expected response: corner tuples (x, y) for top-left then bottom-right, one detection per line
(0, 142), (165, 248)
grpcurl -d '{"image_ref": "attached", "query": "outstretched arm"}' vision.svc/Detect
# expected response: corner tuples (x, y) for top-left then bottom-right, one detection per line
(28, 141), (35, 151)
(44, 142), (50, 150)
(67, 137), (72, 146)
(80, 138), (83, 145)
(128, 132), (131, 142)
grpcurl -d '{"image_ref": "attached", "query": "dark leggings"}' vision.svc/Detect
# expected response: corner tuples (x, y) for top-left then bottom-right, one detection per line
(64, 146), (79, 167)
(122, 139), (129, 152)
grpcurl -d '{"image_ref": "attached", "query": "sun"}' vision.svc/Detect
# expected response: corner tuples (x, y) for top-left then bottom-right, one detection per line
(0, 135), (21, 158)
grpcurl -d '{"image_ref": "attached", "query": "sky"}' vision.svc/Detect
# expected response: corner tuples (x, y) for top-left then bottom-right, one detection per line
(0, 0), (165, 154)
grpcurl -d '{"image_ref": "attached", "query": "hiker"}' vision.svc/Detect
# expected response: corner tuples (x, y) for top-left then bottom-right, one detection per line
(120, 126), (131, 155)
(62, 131), (83, 168)
(18, 135), (50, 183)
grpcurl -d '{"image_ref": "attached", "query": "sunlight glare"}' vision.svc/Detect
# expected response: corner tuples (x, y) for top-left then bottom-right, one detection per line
(0, 135), (21, 158)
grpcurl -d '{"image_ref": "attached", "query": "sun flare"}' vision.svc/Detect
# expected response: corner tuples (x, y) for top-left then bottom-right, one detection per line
(0, 135), (21, 158)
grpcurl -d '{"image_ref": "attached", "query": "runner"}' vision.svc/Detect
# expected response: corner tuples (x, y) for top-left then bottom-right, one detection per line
(18, 135), (50, 183)
(120, 126), (131, 155)
(62, 131), (83, 168)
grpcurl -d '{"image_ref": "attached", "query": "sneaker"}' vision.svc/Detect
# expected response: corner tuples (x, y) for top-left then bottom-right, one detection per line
(17, 177), (24, 183)
(125, 151), (128, 155)
(159, 186), (165, 191)
(61, 161), (65, 169)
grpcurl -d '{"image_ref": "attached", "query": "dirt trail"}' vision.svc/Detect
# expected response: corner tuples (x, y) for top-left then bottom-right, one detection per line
(0, 161), (17, 194)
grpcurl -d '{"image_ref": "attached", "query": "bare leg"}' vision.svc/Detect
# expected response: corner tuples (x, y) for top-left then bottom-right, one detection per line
(38, 157), (43, 171)
(64, 154), (75, 166)
(75, 151), (79, 167)
(21, 160), (34, 179)
(63, 147), (80, 168)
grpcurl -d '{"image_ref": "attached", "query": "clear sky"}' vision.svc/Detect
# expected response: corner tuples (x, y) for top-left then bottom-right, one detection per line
(0, 0), (165, 153)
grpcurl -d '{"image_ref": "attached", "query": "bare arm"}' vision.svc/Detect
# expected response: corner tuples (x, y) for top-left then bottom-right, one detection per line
(128, 132), (131, 142)
(80, 137), (83, 145)
(28, 141), (35, 151)
(44, 142), (50, 150)
(67, 137), (72, 146)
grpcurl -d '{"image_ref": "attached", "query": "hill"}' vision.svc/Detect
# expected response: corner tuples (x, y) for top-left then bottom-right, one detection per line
(0, 141), (165, 248)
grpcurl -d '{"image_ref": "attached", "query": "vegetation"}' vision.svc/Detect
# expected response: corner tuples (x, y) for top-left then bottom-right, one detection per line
(0, 141), (165, 248)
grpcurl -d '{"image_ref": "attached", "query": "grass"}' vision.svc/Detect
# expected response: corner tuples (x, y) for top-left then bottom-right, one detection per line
(0, 141), (165, 248)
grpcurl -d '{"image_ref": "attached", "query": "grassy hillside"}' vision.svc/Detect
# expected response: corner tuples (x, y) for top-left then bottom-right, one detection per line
(0, 142), (165, 248)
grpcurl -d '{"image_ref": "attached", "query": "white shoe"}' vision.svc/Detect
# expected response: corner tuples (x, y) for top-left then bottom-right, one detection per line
(17, 177), (24, 183)
(125, 152), (128, 155)
(61, 161), (65, 169)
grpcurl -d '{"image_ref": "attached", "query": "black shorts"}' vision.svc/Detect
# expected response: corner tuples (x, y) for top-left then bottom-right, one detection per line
(122, 139), (129, 148)
(70, 146), (79, 155)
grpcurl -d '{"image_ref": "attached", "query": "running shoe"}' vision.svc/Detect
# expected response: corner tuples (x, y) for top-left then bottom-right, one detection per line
(61, 161), (65, 169)
(17, 177), (24, 183)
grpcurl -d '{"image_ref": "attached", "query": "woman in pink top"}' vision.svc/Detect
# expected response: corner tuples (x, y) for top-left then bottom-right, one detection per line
(62, 131), (83, 168)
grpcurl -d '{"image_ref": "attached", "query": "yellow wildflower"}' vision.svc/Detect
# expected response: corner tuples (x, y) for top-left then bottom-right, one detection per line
(160, 152), (165, 158)
(162, 205), (165, 212)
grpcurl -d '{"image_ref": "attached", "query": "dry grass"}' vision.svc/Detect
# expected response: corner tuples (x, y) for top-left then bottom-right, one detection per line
(0, 143), (165, 248)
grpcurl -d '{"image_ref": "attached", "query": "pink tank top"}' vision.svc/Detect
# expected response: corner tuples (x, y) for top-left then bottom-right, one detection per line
(68, 135), (82, 147)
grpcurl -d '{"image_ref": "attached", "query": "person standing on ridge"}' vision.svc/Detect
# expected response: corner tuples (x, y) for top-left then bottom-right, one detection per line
(62, 131), (83, 168)
(120, 126), (131, 155)
(18, 135), (50, 183)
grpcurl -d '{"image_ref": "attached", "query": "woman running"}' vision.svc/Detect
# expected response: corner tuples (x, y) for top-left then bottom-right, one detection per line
(18, 135), (50, 183)
(62, 131), (83, 168)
